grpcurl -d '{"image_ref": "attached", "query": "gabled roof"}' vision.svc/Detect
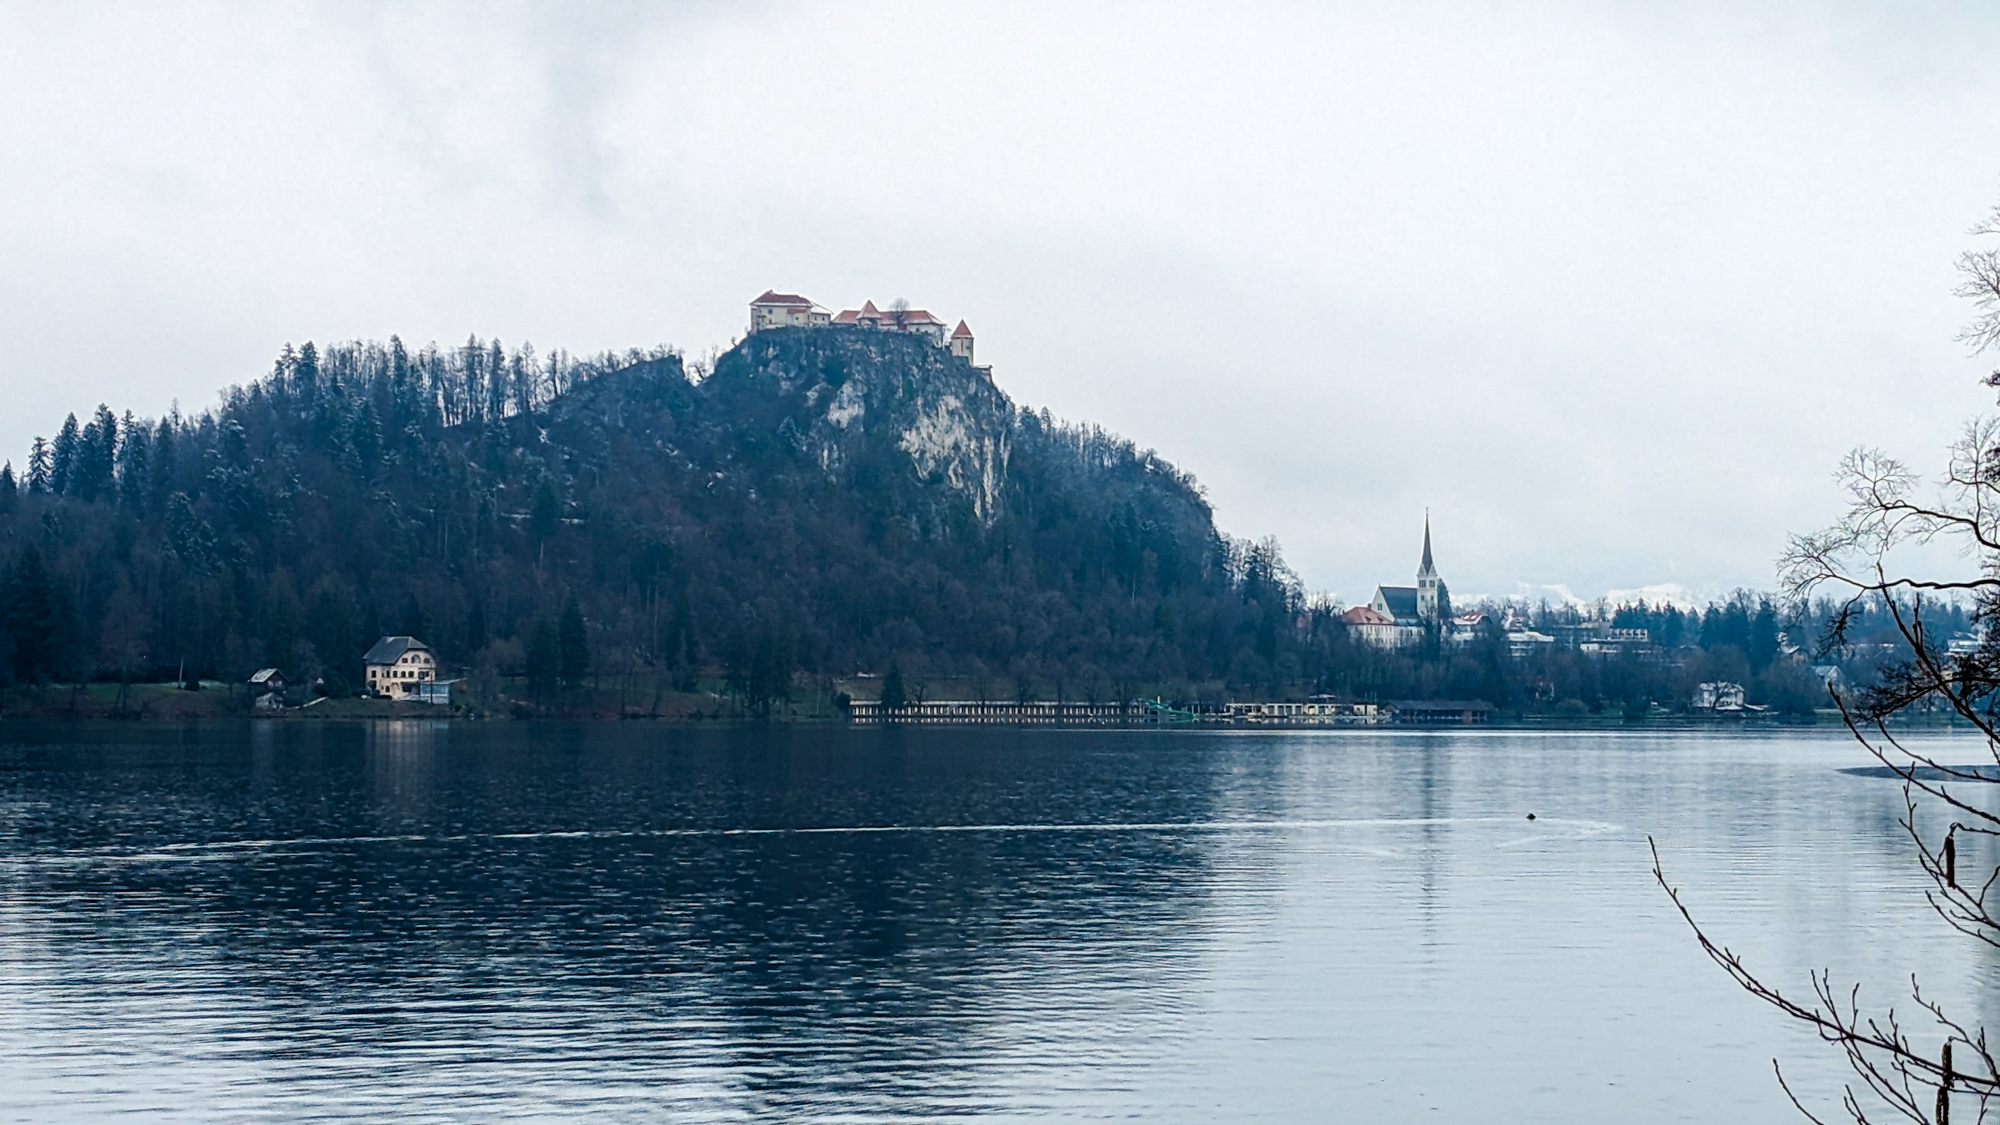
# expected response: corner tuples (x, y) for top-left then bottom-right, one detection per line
(833, 302), (945, 328)
(751, 290), (814, 307)
(1374, 586), (1419, 620)
(951, 320), (973, 338)
(1341, 605), (1393, 626)
(248, 667), (285, 685)
(363, 635), (431, 665)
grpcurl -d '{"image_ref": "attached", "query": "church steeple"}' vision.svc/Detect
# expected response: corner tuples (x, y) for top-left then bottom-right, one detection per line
(1416, 515), (1447, 624)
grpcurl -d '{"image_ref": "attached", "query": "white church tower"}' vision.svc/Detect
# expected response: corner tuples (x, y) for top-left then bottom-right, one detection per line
(1415, 516), (1449, 624)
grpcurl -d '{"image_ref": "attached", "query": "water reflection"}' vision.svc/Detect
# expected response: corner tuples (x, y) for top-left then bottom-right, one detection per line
(0, 724), (1989, 1121)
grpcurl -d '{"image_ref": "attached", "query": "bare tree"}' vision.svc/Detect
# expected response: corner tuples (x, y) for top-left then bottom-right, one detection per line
(1655, 210), (2000, 1124)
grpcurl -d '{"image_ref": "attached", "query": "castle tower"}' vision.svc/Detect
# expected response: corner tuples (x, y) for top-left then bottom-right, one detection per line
(1416, 516), (1449, 623)
(949, 320), (975, 363)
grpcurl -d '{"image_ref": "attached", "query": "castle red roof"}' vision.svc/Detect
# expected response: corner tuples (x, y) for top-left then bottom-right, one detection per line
(751, 290), (814, 307)
(832, 301), (944, 327)
(951, 320), (973, 338)
(1341, 606), (1394, 626)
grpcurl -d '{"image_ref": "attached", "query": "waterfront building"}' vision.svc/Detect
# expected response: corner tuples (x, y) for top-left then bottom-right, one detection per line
(247, 667), (287, 711)
(1692, 681), (1746, 712)
(364, 636), (438, 699)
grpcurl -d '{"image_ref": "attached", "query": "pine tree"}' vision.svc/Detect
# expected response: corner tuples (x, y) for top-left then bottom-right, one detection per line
(558, 595), (589, 691)
(307, 587), (358, 695)
(465, 595), (487, 655)
(74, 405), (118, 503)
(3, 545), (60, 685)
(530, 476), (560, 559)
(26, 437), (50, 494)
(398, 593), (428, 642)
(486, 339), (508, 422)
(0, 463), (15, 513)
(881, 660), (907, 711)
(526, 617), (559, 703)
(148, 419), (176, 513)
(117, 412), (149, 511)
(50, 413), (79, 495)
(294, 341), (320, 414)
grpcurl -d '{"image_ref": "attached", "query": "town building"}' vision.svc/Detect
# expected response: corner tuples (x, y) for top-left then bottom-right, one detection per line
(364, 636), (438, 699)
(1505, 628), (1556, 659)
(748, 291), (831, 333)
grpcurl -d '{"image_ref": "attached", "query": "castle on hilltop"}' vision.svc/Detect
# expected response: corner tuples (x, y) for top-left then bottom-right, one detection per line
(750, 291), (980, 368)
(1342, 519), (1453, 648)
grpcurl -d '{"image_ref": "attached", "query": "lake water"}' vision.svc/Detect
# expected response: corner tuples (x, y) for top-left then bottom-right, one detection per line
(1, 722), (1993, 1122)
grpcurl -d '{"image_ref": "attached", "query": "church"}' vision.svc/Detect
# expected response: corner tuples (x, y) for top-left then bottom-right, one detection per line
(1342, 520), (1451, 648)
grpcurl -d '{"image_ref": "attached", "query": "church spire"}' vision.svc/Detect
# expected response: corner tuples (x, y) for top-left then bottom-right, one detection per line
(1418, 514), (1435, 578)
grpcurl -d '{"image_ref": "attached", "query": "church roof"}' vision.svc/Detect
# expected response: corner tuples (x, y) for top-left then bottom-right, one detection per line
(1342, 605), (1393, 626)
(1419, 516), (1435, 577)
(1375, 586), (1419, 620)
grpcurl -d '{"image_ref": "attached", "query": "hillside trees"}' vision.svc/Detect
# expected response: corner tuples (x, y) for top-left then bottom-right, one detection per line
(0, 329), (1304, 703)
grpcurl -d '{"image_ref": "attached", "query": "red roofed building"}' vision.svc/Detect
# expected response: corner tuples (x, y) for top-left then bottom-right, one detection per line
(832, 299), (949, 344)
(753, 291), (985, 368)
(749, 290), (831, 333)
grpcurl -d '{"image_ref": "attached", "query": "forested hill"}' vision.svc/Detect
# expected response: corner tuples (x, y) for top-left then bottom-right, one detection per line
(0, 326), (1311, 702)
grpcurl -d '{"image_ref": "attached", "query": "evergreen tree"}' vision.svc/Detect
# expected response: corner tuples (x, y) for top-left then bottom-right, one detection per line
(117, 412), (149, 511)
(880, 660), (907, 711)
(294, 341), (320, 414)
(558, 595), (589, 691)
(398, 593), (428, 642)
(526, 617), (559, 703)
(50, 413), (79, 495)
(2, 545), (60, 685)
(73, 405), (118, 503)
(0, 463), (15, 513)
(26, 437), (50, 494)
(307, 587), (358, 695)
(465, 596), (487, 655)
(147, 418), (176, 513)
(530, 475), (560, 557)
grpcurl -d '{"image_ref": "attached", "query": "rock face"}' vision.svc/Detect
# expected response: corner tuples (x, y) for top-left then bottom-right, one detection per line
(699, 327), (1018, 525)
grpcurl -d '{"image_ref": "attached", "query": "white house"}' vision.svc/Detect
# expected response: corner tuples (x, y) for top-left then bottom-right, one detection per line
(364, 636), (438, 699)
(1693, 681), (1746, 711)
(749, 290), (832, 333)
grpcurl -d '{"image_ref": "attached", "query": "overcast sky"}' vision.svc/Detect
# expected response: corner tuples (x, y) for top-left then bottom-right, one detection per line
(3, 2), (1998, 604)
